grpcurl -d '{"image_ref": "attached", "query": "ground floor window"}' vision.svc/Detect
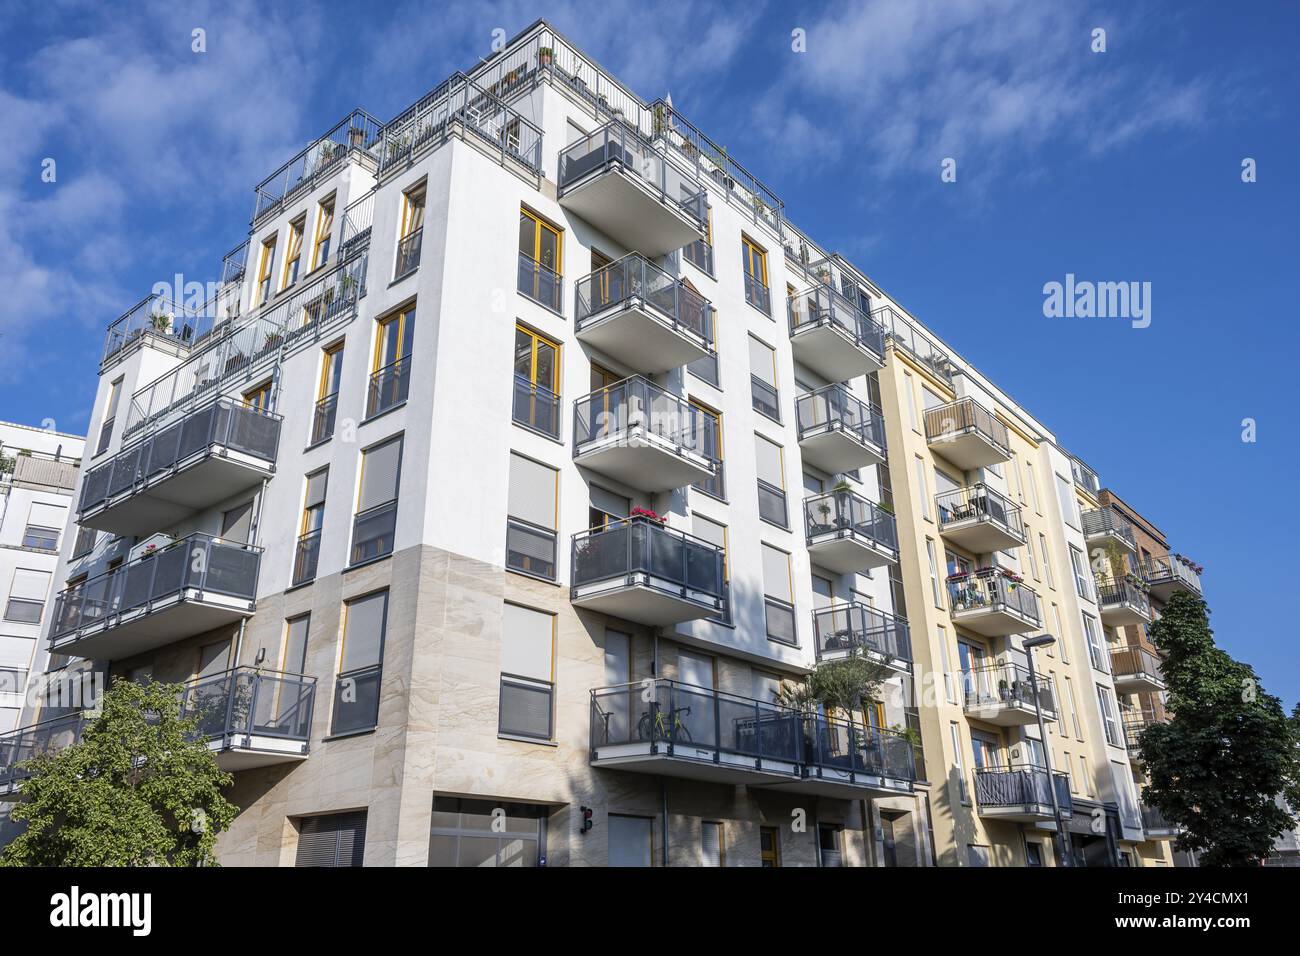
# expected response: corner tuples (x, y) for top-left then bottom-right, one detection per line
(608, 814), (654, 867)
(295, 810), (368, 867)
(428, 797), (547, 867)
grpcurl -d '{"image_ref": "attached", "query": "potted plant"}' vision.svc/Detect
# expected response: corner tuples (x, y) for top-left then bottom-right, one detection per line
(149, 310), (174, 333)
(538, 46), (554, 68)
(629, 506), (665, 524)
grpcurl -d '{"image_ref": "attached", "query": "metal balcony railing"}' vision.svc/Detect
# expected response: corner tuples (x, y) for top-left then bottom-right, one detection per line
(0, 447), (80, 493)
(744, 272), (771, 315)
(936, 484), (1025, 540)
(572, 376), (715, 464)
(796, 385), (886, 456)
(1070, 456), (1101, 496)
(803, 490), (898, 555)
(50, 534), (262, 646)
(512, 375), (561, 439)
(253, 110), (383, 224)
(871, 303), (954, 385)
(292, 529), (322, 586)
(394, 227), (423, 280)
(1110, 644), (1163, 681)
(517, 251), (562, 311)
(311, 393), (338, 445)
(787, 283), (885, 360)
(1122, 704), (1163, 750)
(1081, 508), (1136, 548)
(947, 568), (1041, 626)
(924, 397), (1010, 455)
(367, 355), (412, 418)
(350, 499), (397, 565)
(974, 765), (1072, 813)
(79, 398), (282, 517)
(750, 375), (780, 421)
(812, 603), (912, 665)
(1096, 576), (1152, 616)
(1140, 802), (1177, 834)
(0, 712), (88, 790)
(1141, 553), (1203, 595)
(807, 717), (917, 784)
(179, 666), (315, 749)
(557, 120), (707, 229)
(962, 662), (1056, 717)
(571, 516), (724, 605)
(221, 238), (250, 286)
(575, 253), (714, 351)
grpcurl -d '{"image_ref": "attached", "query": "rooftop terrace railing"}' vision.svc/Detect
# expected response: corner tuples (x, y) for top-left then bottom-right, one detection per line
(1070, 455), (1101, 496)
(0, 447), (80, 492)
(871, 304), (954, 384)
(102, 293), (212, 365)
(253, 109), (383, 224)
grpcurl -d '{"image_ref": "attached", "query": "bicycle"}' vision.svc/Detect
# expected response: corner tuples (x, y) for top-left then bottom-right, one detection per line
(637, 703), (692, 743)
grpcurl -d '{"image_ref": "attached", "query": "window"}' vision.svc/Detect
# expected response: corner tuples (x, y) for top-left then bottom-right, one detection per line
(4, 569), (50, 623)
(1064, 676), (1083, 739)
(1025, 842), (1044, 867)
(295, 811), (367, 867)
(950, 722), (968, 803)
(937, 626), (956, 703)
(925, 538), (943, 607)
(311, 195), (335, 270)
(506, 453), (558, 580)
(96, 377), (122, 456)
(429, 797), (547, 867)
(609, 815), (654, 867)
(396, 182), (425, 279)
(748, 336), (779, 421)
(818, 825), (843, 867)
(1055, 473), (1079, 529)
(701, 821), (724, 867)
(684, 205), (714, 275)
(690, 400), (725, 499)
(1038, 533), (1055, 588)
(282, 215), (305, 289)
(332, 590), (388, 734)
(294, 469), (328, 585)
(312, 342), (345, 444)
(499, 603), (555, 740)
(1025, 524), (1039, 579)
(256, 233), (278, 305)
(904, 371), (919, 431)
(22, 502), (64, 551)
(1053, 604), (1068, 662)
(351, 436), (402, 565)
(71, 525), (97, 558)
(741, 235), (770, 314)
(197, 640), (231, 679)
(1096, 684), (1121, 747)
(914, 456), (931, 519)
(283, 614), (310, 674)
(1026, 463), (1041, 513)
(1082, 614), (1108, 672)
(512, 325), (561, 439)
(369, 306), (414, 417)
(1069, 545), (1092, 600)
(243, 380), (272, 412)
(220, 500), (254, 543)
(759, 826), (781, 867)
(1079, 754), (1093, 796)
(761, 543), (795, 646)
(967, 845), (990, 867)
(518, 207), (562, 310)
(754, 434), (787, 526)
(692, 514), (730, 625)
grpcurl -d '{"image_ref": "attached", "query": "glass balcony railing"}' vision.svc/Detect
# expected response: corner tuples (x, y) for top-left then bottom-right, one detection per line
(1096, 576), (1152, 618)
(812, 603), (912, 666)
(924, 397), (1010, 457)
(936, 484), (1025, 541)
(557, 120), (707, 228)
(947, 568), (1041, 627)
(517, 251), (562, 311)
(102, 293), (211, 364)
(50, 534), (262, 647)
(0, 713), (89, 791)
(974, 765), (1072, 814)
(511, 374), (561, 439)
(806, 718), (917, 784)
(575, 253), (714, 352)
(803, 490), (898, 555)
(350, 499), (397, 566)
(571, 516), (724, 606)
(366, 356), (412, 418)
(796, 385), (886, 457)
(787, 283), (885, 361)
(743, 272), (771, 315)
(79, 398), (281, 518)
(572, 376), (715, 464)
(683, 237), (713, 275)
(1081, 508), (1136, 548)
(962, 662), (1056, 717)
(310, 393), (338, 445)
(394, 227), (423, 280)
(1141, 553), (1203, 596)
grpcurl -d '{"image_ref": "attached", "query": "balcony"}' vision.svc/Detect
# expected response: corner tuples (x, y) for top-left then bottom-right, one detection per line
(49, 534), (261, 661)
(571, 517), (724, 625)
(572, 376), (716, 492)
(937, 484), (1026, 553)
(575, 253), (714, 373)
(813, 603), (912, 670)
(0, 669), (314, 795)
(590, 679), (804, 785)
(1140, 803), (1179, 841)
(803, 490), (898, 574)
(946, 568), (1041, 636)
(974, 766), (1073, 823)
(588, 681), (914, 798)
(1142, 553), (1203, 602)
(1122, 704), (1163, 759)
(1097, 576), (1153, 626)
(787, 284), (885, 381)
(253, 110), (382, 225)
(1082, 508), (1137, 555)
(962, 662), (1056, 726)
(1070, 455), (1101, 497)
(78, 398), (281, 537)
(796, 385), (886, 474)
(558, 121), (707, 257)
(1110, 644), (1165, 693)
(0, 448), (79, 493)
(178, 667), (315, 770)
(924, 397), (1011, 470)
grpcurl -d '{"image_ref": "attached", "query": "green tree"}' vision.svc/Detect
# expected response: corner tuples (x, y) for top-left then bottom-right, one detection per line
(0, 679), (237, 867)
(779, 652), (893, 716)
(1140, 589), (1299, 866)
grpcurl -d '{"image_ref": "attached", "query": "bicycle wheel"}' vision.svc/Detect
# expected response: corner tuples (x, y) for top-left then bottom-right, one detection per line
(637, 713), (654, 741)
(674, 719), (692, 743)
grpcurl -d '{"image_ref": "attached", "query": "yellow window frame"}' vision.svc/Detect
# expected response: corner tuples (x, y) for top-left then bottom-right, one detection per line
(520, 207), (563, 274)
(243, 381), (272, 411)
(282, 217), (305, 290)
(373, 307), (414, 373)
(318, 342), (344, 400)
(256, 234), (278, 303)
(742, 235), (768, 286)
(515, 324), (561, 392)
(311, 196), (335, 270)
(401, 183), (426, 239)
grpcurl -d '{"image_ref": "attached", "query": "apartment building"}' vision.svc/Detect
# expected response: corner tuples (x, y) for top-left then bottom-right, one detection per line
(0, 21), (1184, 867)
(0, 423), (83, 734)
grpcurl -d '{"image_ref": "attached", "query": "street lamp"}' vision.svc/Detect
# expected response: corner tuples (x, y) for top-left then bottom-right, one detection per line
(1023, 634), (1070, 867)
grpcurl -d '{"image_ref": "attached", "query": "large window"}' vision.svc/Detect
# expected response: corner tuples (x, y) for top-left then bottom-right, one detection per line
(506, 453), (558, 580)
(512, 325), (561, 439)
(23, 502), (65, 551)
(351, 436), (402, 565)
(294, 468), (328, 585)
(691, 401), (724, 499)
(312, 342), (345, 444)
(1069, 545), (1092, 600)
(369, 306), (414, 418)
(1055, 473), (1079, 529)
(256, 232), (278, 305)
(396, 182), (425, 279)
(282, 215), (305, 290)
(1082, 613), (1108, 673)
(741, 235), (770, 314)
(295, 811), (367, 867)
(282, 614), (310, 675)
(428, 797), (548, 867)
(1096, 684), (1121, 747)
(762, 543), (796, 646)
(755, 434), (787, 527)
(692, 514), (730, 625)
(332, 590), (388, 735)
(518, 207), (562, 310)
(499, 603), (555, 740)
(311, 195), (335, 270)
(95, 377), (122, 456)
(4, 568), (50, 624)
(748, 336), (780, 421)
(609, 815), (654, 867)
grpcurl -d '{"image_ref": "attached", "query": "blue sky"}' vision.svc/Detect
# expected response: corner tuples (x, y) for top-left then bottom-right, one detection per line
(1, 0), (1296, 702)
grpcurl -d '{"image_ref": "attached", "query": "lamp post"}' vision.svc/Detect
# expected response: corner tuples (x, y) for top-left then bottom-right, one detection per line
(1023, 634), (1070, 867)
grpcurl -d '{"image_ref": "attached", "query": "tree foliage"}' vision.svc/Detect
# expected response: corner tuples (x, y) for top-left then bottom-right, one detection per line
(780, 652), (893, 716)
(0, 679), (237, 867)
(1140, 589), (1299, 866)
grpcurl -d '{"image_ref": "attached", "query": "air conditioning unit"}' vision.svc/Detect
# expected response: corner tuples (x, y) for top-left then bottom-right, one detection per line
(129, 533), (177, 562)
